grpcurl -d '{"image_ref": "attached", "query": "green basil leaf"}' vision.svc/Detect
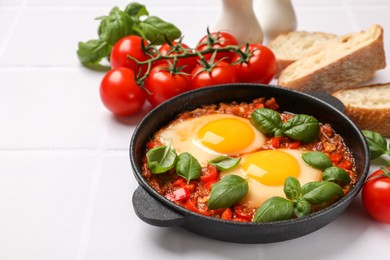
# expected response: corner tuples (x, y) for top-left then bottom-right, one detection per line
(301, 181), (325, 195)
(77, 39), (111, 64)
(209, 156), (241, 171)
(322, 166), (351, 184)
(250, 108), (283, 135)
(302, 151), (332, 170)
(293, 198), (312, 217)
(284, 176), (301, 200)
(362, 130), (389, 160)
(146, 145), (177, 174)
(282, 114), (320, 142)
(253, 197), (293, 223)
(302, 181), (344, 205)
(176, 152), (201, 183)
(208, 175), (248, 209)
(139, 16), (181, 45)
(124, 2), (148, 19)
(98, 7), (134, 45)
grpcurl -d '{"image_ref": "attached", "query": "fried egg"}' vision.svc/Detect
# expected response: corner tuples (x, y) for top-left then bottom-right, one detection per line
(221, 149), (322, 208)
(157, 113), (266, 166)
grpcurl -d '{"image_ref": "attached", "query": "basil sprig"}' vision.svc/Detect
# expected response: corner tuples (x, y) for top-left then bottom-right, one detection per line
(208, 175), (248, 210)
(250, 108), (320, 142)
(363, 130), (390, 160)
(146, 144), (240, 184)
(209, 156), (241, 171)
(77, 2), (181, 65)
(253, 176), (345, 223)
(146, 144), (177, 174)
(176, 152), (201, 184)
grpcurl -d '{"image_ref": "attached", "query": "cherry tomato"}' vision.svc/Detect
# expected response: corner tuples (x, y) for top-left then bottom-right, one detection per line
(191, 61), (238, 89)
(144, 65), (191, 107)
(100, 67), (146, 116)
(234, 204), (254, 221)
(362, 166), (390, 223)
(200, 165), (218, 183)
(110, 35), (150, 75)
(155, 41), (197, 74)
(232, 44), (277, 84)
(196, 31), (238, 62)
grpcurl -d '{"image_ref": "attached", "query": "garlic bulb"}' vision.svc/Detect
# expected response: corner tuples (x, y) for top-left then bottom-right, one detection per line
(255, 0), (297, 42)
(211, 0), (263, 44)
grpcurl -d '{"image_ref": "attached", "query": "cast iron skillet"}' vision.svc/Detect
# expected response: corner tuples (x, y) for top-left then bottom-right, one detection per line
(130, 83), (369, 244)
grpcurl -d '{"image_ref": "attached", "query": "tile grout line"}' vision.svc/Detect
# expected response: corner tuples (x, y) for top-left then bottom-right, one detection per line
(75, 123), (109, 260)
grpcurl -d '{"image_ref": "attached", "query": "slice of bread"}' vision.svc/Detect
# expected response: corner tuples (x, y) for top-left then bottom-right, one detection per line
(277, 24), (386, 94)
(332, 83), (390, 137)
(269, 31), (337, 72)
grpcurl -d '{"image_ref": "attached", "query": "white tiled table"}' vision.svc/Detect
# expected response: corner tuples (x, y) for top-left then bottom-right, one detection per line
(1, 1), (389, 259)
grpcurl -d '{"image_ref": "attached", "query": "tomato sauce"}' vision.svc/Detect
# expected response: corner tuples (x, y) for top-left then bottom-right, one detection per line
(142, 98), (357, 222)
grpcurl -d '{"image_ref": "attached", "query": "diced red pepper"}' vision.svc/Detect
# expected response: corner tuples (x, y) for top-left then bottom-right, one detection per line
(172, 187), (190, 202)
(200, 165), (218, 183)
(271, 137), (280, 148)
(221, 208), (233, 220)
(329, 153), (343, 164)
(288, 141), (301, 149)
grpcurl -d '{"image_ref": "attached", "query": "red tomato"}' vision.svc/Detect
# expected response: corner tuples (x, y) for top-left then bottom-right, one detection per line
(155, 41), (197, 74)
(200, 165), (218, 183)
(191, 61), (238, 89)
(234, 204), (254, 221)
(232, 44), (277, 84)
(362, 167), (390, 223)
(100, 67), (146, 116)
(110, 35), (150, 75)
(144, 65), (191, 107)
(195, 31), (238, 62)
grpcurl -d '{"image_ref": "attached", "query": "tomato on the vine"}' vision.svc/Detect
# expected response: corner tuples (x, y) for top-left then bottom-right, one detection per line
(110, 35), (150, 75)
(361, 166), (390, 223)
(232, 44), (277, 84)
(196, 31), (238, 62)
(100, 67), (146, 116)
(155, 41), (197, 74)
(144, 65), (191, 107)
(191, 61), (238, 89)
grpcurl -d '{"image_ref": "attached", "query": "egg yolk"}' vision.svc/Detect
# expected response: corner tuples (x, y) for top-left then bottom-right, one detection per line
(243, 150), (300, 186)
(197, 117), (255, 154)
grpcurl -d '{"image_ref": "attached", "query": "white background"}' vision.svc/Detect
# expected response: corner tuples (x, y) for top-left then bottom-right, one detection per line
(0, 0), (389, 259)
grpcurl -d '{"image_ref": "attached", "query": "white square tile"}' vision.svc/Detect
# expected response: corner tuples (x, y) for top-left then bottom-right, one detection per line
(0, 68), (107, 149)
(0, 7), (107, 67)
(84, 153), (260, 260)
(0, 8), (19, 52)
(0, 153), (97, 260)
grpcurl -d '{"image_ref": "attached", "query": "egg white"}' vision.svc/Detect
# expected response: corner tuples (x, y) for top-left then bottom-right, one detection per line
(221, 149), (323, 208)
(157, 113), (266, 166)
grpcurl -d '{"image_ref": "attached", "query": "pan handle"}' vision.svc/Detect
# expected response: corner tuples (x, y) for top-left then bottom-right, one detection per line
(132, 186), (186, 227)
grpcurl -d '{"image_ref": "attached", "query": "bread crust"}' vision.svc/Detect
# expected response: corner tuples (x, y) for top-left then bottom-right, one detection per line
(278, 25), (386, 94)
(333, 83), (390, 137)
